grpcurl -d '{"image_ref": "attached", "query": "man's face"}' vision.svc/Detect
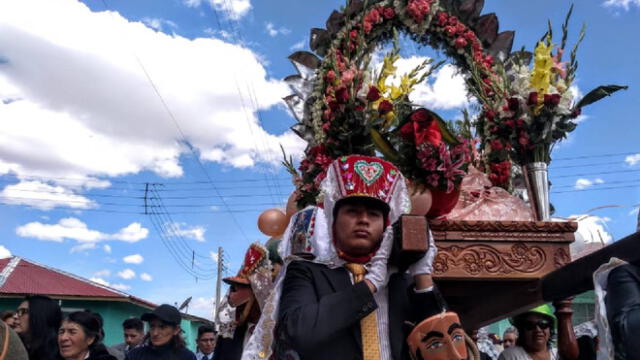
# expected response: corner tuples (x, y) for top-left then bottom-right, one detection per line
(519, 314), (551, 352)
(124, 328), (143, 347)
(408, 312), (467, 360)
(196, 331), (216, 355)
(503, 332), (517, 349)
(333, 202), (385, 257)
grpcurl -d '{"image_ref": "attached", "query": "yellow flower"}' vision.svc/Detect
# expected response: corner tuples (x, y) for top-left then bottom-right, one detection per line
(530, 39), (554, 113)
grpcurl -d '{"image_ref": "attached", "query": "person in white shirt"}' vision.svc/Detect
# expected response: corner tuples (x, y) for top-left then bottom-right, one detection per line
(195, 326), (216, 360)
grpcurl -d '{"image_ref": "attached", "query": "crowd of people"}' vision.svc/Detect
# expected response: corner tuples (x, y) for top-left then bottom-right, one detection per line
(1, 155), (639, 360)
(0, 296), (218, 360)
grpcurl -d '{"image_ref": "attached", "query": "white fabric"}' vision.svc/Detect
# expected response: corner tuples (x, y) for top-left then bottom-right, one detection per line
(408, 229), (437, 276)
(498, 346), (558, 360)
(196, 352), (214, 360)
(593, 257), (627, 360)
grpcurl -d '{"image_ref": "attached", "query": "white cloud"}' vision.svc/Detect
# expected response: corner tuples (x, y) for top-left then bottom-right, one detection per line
(373, 57), (470, 111)
(0, 181), (96, 210)
(103, 244), (112, 254)
(210, 251), (219, 263)
(111, 283), (132, 291)
(574, 178), (605, 190)
(142, 17), (178, 32)
(290, 39), (305, 51)
(208, 0), (252, 20)
(165, 222), (206, 242)
(190, 296), (215, 319)
(15, 218), (149, 250)
(140, 272), (153, 281)
(93, 269), (111, 277)
(569, 214), (614, 259)
(0, 245), (11, 259)
(265, 22), (291, 37)
(0, 0), (305, 202)
(625, 153), (640, 166)
(90, 277), (110, 286)
(183, 0), (203, 7)
(117, 268), (136, 280)
(123, 254), (144, 264)
(603, 0), (640, 10)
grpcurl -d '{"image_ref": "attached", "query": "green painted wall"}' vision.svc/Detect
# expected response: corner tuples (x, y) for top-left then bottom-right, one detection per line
(1, 297), (210, 352)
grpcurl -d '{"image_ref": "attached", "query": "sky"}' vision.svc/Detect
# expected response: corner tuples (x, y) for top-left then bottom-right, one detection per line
(0, 0), (639, 319)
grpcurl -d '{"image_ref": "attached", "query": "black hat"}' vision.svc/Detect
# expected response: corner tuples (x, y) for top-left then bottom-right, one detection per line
(141, 304), (181, 326)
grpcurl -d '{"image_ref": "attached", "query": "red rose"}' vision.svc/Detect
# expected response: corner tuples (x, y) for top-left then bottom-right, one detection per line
(366, 86), (381, 102)
(322, 121), (331, 132)
(335, 86), (349, 103)
(508, 97), (520, 112)
(378, 100), (393, 115)
(410, 108), (430, 123)
(527, 92), (538, 106)
(325, 70), (336, 84)
(505, 119), (515, 128)
(455, 23), (466, 35)
(422, 119), (442, 146)
(490, 139), (503, 151)
(464, 30), (476, 42)
(350, 29), (359, 41)
(454, 37), (468, 49)
(448, 16), (458, 26)
(382, 7), (395, 19)
(484, 110), (496, 121)
(544, 93), (561, 107)
(400, 122), (414, 142)
(445, 26), (456, 37)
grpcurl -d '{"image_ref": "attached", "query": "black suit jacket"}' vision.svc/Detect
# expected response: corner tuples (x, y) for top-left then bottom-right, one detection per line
(212, 324), (246, 360)
(277, 260), (444, 360)
(606, 263), (640, 360)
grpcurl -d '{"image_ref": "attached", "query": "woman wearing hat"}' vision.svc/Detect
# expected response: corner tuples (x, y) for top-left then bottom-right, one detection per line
(125, 304), (195, 360)
(499, 304), (558, 360)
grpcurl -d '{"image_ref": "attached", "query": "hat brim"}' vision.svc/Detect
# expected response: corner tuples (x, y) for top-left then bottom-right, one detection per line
(223, 276), (251, 286)
(141, 312), (179, 326)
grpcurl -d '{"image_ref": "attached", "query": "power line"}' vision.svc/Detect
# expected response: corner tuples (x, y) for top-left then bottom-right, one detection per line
(553, 151), (640, 161)
(552, 169), (640, 179)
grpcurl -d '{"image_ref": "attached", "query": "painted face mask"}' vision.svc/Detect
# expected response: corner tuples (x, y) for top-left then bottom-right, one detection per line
(407, 312), (468, 360)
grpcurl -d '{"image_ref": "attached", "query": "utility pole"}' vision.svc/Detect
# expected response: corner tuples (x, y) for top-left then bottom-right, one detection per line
(215, 246), (223, 326)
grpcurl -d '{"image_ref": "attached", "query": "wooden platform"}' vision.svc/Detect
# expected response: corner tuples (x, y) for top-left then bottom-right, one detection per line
(428, 219), (577, 329)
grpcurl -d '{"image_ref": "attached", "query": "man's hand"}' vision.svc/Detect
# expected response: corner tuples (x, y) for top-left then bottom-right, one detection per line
(364, 279), (377, 293)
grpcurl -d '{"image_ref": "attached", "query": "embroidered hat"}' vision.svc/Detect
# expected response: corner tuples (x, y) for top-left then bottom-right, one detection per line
(223, 243), (269, 285)
(321, 155), (410, 233)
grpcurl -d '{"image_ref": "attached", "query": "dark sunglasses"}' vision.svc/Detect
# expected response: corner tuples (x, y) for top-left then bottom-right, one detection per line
(523, 320), (551, 331)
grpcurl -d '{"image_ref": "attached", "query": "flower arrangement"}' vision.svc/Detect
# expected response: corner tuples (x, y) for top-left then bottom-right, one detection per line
(470, 6), (627, 187)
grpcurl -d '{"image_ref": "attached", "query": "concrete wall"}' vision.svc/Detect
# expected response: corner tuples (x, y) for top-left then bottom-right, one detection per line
(1, 297), (210, 352)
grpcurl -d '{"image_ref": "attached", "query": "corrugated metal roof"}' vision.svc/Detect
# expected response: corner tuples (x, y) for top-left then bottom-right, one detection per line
(0, 256), (156, 309)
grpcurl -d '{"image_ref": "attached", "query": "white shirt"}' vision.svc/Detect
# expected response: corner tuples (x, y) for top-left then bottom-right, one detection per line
(498, 346), (558, 360)
(196, 351), (214, 360)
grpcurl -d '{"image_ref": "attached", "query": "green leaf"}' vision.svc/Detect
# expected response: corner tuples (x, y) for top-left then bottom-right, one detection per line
(575, 85), (628, 109)
(370, 129), (400, 162)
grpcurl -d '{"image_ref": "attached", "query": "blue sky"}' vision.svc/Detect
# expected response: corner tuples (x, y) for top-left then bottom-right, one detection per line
(0, 0), (638, 319)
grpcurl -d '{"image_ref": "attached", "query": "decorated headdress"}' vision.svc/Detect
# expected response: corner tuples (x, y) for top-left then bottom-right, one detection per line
(322, 154), (410, 233)
(223, 243), (269, 286)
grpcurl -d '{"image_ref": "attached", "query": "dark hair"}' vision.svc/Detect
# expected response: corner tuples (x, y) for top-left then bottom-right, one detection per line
(577, 335), (597, 360)
(123, 318), (144, 332)
(1, 310), (15, 322)
(23, 295), (62, 360)
(513, 313), (556, 349)
(64, 311), (103, 346)
(142, 320), (186, 351)
(197, 325), (216, 339)
(333, 197), (390, 224)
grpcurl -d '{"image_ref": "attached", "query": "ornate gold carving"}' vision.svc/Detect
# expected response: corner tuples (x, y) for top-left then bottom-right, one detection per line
(554, 248), (571, 268)
(433, 243), (547, 275)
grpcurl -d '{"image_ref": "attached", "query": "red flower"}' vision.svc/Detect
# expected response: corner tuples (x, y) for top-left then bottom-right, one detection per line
(508, 97), (520, 112)
(505, 119), (515, 128)
(325, 70), (336, 84)
(402, 108), (442, 146)
(350, 29), (359, 41)
(455, 23), (466, 35)
(378, 100), (393, 115)
(484, 110), (496, 121)
(322, 121), (331, 132)
(454, 37), (468, 49)
(448, 16), (458, 26)
(527, 92), (538, 106)
(437, 12), (448, 27)
(366, 86), (381, 102)
(382, 7), (395, 19)
(490, 139), (503, 151)
(407, 0), (432, 23)
(445, 26), (456, 37)
(464, 30), (477, 42)
(518, 132), (529, 147)
(335, 86), (349, 103)
(544, 93), (561, 107)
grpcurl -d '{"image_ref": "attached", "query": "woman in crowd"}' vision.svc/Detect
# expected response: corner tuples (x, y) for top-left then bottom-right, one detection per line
(58, 311), (116, 360)
(499, 305), (558, 360)
(13, 295), (62, 360)
(125, 304), (195, 360)
(1, 311), (16, 329)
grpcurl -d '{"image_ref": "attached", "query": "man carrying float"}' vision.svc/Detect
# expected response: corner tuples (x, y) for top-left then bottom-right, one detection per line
(242, 155), (479, 360)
